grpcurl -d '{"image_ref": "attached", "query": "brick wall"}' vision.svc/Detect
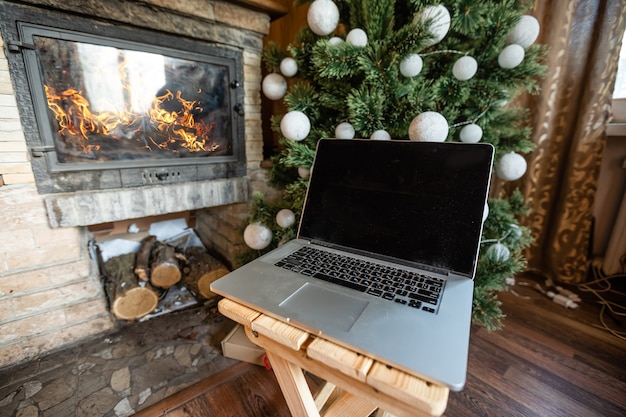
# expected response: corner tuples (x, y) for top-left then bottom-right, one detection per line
(0, 0), (270, 369)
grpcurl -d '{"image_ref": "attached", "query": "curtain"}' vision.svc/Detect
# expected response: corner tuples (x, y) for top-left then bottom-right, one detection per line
(512, 0), (626, 284)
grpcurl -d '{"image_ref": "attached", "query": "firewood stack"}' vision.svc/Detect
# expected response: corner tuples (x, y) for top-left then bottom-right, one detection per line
(101, 235), (230, 320)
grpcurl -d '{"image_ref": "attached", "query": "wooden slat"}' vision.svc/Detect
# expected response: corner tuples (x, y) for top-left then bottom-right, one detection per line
(366, 362), (449, 417)
(251, 314), (310, 351)
(313, 382), (337, 411)
(217, 298), (261, 327)
(321, 391), (377, 417)
(307, 338), (373, 382)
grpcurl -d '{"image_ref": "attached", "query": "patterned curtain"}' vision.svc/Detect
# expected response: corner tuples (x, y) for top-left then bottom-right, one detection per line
(511, 0), (626, 284)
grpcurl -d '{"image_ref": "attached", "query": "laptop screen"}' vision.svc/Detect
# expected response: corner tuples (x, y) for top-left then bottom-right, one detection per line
(298, 139), (494, 278)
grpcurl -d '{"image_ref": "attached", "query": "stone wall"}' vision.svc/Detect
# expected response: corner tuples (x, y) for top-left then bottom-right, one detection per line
(0, 0), (271, 369)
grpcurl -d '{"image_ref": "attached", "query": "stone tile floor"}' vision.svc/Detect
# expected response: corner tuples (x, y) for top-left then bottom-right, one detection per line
(0, 302), (238, 417)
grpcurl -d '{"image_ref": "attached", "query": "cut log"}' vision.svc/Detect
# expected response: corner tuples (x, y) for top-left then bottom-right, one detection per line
(182, 246), (230, 299)
(150, 242), (182, 289)
(134, 235), (157, 281)
(103, 253), (159, 320)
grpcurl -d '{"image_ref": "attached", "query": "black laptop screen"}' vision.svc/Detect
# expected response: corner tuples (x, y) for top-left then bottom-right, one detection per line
(298, 139), (494, 278)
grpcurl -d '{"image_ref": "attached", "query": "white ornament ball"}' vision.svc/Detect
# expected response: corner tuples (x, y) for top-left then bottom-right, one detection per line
(328, 36), (344, 46)
(509, 223), (523, 240)
(452, 56), (478, 81)
(498, 44), (525, 69)
(400, 54), (424, 78)
(298, 166), (310, 179)
(506, 15), (540, 48)
(371, 130), (391, 140)
(419, 5), (451, 46)
(280, 57), (298, 77)
(261, 73), (287, 100)
(243, 223), (272, 250)
(335, 122), (355, 139)
(487, 242), (511, 262)
(280, 111), (311, 141)
(408, 111), (449, 142)
(276, 209), (296, 228)
(495, 151), (527, 181)
(307, 0), (340, 36)
(459, 123), (483, 143)
(347, 28), (368, 47)
(483, 202), (489, 222)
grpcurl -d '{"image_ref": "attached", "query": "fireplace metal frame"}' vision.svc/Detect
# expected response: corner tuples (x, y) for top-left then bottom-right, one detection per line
(0, 2), (247, 194)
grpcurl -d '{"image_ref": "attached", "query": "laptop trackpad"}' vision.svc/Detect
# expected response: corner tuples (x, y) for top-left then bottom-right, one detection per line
(279, 283), (369, 332)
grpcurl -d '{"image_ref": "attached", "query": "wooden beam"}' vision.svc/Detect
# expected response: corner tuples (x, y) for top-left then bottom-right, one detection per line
(230, 0), (290, 19)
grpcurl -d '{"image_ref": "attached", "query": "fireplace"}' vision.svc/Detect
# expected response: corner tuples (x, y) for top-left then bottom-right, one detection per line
(0, 2), (246, 194)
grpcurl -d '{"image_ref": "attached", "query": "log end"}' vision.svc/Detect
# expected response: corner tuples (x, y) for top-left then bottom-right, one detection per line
(111, 287), (159, 320)
(151, 264), (182, 289)
(196, 267), (230, 299)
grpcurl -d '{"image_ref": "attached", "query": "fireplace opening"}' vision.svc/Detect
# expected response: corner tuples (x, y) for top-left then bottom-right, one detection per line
(0, 2), (247, 193)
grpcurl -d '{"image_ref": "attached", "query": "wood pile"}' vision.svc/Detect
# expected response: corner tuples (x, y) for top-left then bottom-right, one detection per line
(101, 235), (230, 320)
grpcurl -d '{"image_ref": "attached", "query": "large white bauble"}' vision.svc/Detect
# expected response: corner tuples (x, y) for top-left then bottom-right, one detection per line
(328, 36), (344, 46)
(487, 242), (511, 262)
(335, 122), (355, 139)
(276, 209), (296, 228)
(408, 111), (449, 142)
(346, 28), (368, 47)
(506, 15), (540, 48)
(371, 129), (391, 140)
(307, 0), (340, 36)
(280, 111), (311, 141)
(452, 56), (478, 81)
(495, 151), (527, 181)
(280, 57), (298, 77)
(498, 44), (525, 69)
(400, 54), (424, 78)
(262, 73), (287, 100)
(419, 5), (451, 46)
(459, 123), (483, 143)
(243, 223), (272, 250)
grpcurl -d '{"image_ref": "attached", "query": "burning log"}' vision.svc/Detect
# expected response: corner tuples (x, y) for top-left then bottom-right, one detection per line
(103, 253), (159, 320)
(182, 246), (230, 299)
(134, 235), (157, 281)
(150, 242), (182, 289)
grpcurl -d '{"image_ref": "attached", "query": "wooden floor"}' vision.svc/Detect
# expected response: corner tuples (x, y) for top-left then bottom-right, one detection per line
(137, 273), (626, 417)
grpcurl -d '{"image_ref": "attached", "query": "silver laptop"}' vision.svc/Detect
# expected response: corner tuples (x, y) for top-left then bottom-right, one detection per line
(211, 138), (494, 391)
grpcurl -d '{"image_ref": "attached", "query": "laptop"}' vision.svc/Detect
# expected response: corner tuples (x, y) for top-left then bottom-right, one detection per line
(211, 138), (494, 391)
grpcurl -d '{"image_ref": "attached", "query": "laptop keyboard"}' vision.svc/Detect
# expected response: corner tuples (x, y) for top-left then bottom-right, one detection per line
(274, 246), (445, 314)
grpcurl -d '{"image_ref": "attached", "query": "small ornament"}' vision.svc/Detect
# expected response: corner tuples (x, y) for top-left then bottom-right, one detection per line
(498, 44), (525, 69)
(307, 0), (340, 36)
(506, 15), (540, 48)
(419, 5), (451, 46)
(509, 223), (523, 240)
(280, 111), (310, 141)
(328, 36), (344, 46)
(452, 56), (478, 81)
(483, 202), (489, 222)
(370, 129), (391, 140)
(335, 122), (355, 139)
(459, 123), (483, 143)
(261, 73), (287, 100)
(487, 242), (511, 262)
(243, 223), (272, 250)
(495, 151), (527, 181)
(400, 54), (423, 78)
(276, 209), (296, 228)
(346, 28), (368, 47)
(408, 111), (449, 142)
(280, 57), (298, 77)
(298, 166), (311, 179)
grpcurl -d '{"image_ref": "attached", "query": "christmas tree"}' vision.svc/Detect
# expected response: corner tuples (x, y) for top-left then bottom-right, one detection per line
(243, 0), (546, 330)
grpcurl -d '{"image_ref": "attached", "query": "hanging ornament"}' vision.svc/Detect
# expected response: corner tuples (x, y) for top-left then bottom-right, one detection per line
(418, 5), (451, 46)
(506, 15), (540, 49)
(371, 130), (391, 140)
(408, 111), (449, 142)
(498, 44), (525, 69)
(335, 122), (355, 139)
(243, 223), (272, 250)
(487, 242), (511, 262)
(346, 28), (368, 47)
(280, 57), (298, 77)
(307, 0), (340, 36)
(483, 202), (489, 222)
(459, 123), (483, 143)
(261, 73), (287, 100)
(508, 223), (523, 241)
(280, 111), (310, 141)
(328, 36), (344, 46)
(495, 151), (527, 181)
(452, 56), (478, 81)
(276, 209), (296, 228)
(400, 54), (423, 78)
(298, 166), (310, 179)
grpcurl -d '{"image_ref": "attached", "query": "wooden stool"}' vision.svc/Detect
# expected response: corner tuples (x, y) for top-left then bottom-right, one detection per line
(218, 298), (449, 417)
